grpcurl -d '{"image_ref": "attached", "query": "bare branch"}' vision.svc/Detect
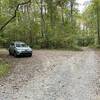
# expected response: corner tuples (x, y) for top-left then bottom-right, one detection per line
(0, 0), (31, 31)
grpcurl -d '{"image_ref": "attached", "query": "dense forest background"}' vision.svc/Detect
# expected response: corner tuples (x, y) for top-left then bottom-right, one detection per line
(0, 0), (100, 49)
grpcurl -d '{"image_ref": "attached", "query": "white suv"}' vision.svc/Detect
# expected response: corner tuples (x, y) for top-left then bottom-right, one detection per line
(9, 41), (32, 57)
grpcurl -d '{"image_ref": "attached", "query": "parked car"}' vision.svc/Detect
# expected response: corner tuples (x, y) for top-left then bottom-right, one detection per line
(9, 41), (32, 57)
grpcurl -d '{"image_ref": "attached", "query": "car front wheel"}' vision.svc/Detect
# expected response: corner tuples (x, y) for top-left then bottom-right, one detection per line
(14, 51), (18, 57)
(9, 51), (12, 55)
(9, 50), (12, 55)
(29, 53), (32, 57)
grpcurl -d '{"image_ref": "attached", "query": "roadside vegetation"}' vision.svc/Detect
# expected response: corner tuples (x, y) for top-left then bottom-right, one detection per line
(0, 60), (10, 77)
(0, 49), (10, 78)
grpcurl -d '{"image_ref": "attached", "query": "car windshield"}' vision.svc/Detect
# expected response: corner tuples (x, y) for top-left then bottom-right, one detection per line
(16, 43), (27, 47)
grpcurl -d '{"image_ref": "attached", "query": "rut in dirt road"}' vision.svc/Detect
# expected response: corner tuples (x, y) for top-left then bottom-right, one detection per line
(0, 50), (100, 100)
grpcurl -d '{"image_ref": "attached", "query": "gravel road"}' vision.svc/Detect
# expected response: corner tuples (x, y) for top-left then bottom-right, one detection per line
(0, 49), (100, 100)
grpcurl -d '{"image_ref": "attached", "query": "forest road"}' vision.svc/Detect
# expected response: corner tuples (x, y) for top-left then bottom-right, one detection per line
(0, 49), (100, 100)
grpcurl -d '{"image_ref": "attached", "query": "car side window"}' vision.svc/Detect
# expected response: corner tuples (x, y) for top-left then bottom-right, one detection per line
(16, 43), (21, 47)
(10, 43), (14, 47)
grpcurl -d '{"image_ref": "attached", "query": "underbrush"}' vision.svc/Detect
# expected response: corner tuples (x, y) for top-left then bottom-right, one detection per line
(32, 45), (82, 51)
(0, 60), (10, 78)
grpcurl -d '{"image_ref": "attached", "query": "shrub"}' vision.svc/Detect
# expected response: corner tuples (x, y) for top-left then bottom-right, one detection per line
(77, 35), (95, 46)
(0, 61), (10, 77)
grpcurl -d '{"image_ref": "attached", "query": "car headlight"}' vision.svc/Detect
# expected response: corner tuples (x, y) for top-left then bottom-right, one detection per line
(29, 49), (32, 52)
(16, 49), (22, 52)
(27, 48), (32, 52)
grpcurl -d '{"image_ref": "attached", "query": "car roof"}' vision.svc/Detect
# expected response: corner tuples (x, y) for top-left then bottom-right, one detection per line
(12, 41), (25, 44)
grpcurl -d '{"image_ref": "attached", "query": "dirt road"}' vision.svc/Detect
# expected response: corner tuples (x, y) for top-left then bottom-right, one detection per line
(0, 49), (100, 100)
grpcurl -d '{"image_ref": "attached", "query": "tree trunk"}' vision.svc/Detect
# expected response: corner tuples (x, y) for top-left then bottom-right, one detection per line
(70, 0), (73, 23)
(96, 3), (100, 44)
(40, 0), (45, 37)
(61, 7), (64, 25)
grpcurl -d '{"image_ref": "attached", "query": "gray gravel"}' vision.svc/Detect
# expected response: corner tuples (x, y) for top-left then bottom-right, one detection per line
(0, 49), (100, 100)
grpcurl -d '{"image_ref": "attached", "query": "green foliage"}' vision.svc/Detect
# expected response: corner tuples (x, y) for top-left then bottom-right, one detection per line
(77, 35), (95, 46)
(82, 0), (100, 45)
(0, 0), (96, 49)
(0, 61), (10, 77)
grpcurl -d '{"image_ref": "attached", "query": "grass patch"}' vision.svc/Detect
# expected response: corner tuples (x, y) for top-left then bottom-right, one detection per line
(32, 45), (82, 51)
(91, 45), (100, 50)
(95, 45), (100, 49)
(0, 61), (10, 77)
(65, 46), (83, 51)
